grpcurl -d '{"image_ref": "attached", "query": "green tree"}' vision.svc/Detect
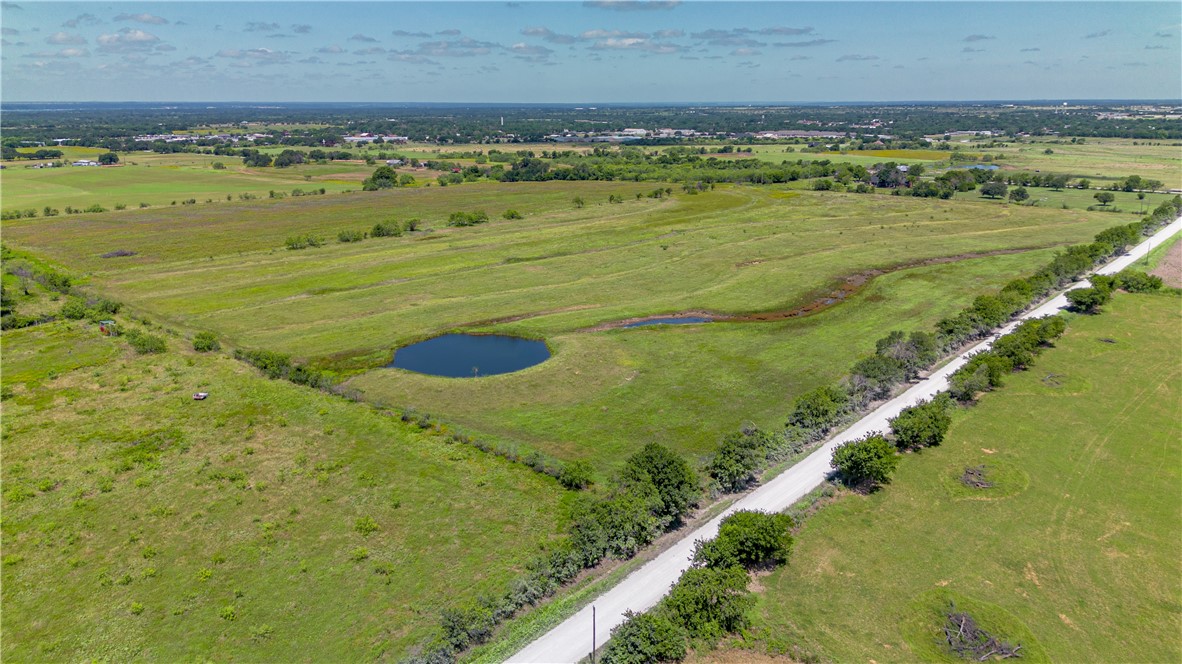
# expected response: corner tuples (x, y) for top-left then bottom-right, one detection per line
(888, 396), (952, 450)
(557, 460), (594, 490)
(97, 152), (119, 165)
(830, 433), (899, 489)
(1008, 186), (1029, 203)
(1093, 191), (1115, 207)
(980, 181), (1008, 199)
(692, 510), (794, 570)
(363, 165), (398, 190)
(1065, 285), (1112, 313)
(623, 443), (700, 524)
(661, 566), (752, 640)
(787, 385), (849, 437)
(600, 610), (687, 664)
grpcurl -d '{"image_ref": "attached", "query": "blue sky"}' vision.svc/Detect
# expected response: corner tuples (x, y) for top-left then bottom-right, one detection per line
(1, 1), (1179, 102)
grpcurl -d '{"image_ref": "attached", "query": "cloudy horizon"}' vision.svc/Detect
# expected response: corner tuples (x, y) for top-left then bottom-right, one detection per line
(1, 1), (1179, 103)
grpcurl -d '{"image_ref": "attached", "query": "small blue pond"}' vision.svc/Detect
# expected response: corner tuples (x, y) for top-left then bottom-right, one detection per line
(967, 164), (1000, 171)
(387, 334), (550, 377)
(623, 316), (713, 328)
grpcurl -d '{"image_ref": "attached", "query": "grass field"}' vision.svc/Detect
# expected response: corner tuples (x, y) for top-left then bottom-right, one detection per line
(0, 316), (568, 661)
(3, 183), (1125, 471)
(743, 291), (1181, 662)
(0, 154), (379, 211)
(991, 137), (1182, 190)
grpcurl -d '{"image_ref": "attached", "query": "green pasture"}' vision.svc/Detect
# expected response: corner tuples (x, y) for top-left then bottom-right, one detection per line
(4, 184), (1124, 470)
(987, 137), (1182, 190)
(0, 157), (376, 211)
(952, 185), (1177, 213)
(745, 292), (1181, 663)
(0, 318), (567, 662)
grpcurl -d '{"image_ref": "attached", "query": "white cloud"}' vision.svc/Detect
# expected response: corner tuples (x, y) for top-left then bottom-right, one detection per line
(349, 33), (378, 42)
(46, 31), (86, 45)
(114, 13), (169, 25)
(97, 28), (162, 53)
(61, 13), (101, 28)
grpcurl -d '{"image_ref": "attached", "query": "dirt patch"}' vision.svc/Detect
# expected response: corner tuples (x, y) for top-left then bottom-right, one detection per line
(1150, 236), (1182, 288)
(1023, 563), (1041, 587)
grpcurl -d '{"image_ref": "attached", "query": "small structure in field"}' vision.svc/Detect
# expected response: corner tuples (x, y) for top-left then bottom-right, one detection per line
(98, 320), (118, 336)
(192, 392), (209, 401)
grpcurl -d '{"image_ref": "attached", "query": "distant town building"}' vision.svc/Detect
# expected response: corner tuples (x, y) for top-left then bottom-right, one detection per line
(72, 160), (99, 166)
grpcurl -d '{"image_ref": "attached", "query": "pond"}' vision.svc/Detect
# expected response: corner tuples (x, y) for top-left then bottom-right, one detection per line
(967, 164), (1000, 170)
(623, 316), (713, 328)
(387, 334), (550, 377)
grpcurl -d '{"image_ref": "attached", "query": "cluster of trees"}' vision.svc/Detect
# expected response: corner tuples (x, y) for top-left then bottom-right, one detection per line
(408, 442), (705, 663)
(363, 165), (416, 190)
(1066, 269), (1163, 314)
(1, 147), (63, 160)
(600, 510), (794, 664)
(233, 348), (332, 389)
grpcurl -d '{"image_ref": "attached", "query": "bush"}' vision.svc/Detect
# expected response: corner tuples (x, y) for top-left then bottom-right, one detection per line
(557, 460), (594, 490)
(692, 510), (794, 570)
(831, 433), (899, 489)
(889, 395), (952, 450)
(192, 331), (220, 352)
(622, 443), (700, 524)
(600, 609), (688, 664)
(787, 385), (850, 438)
(125, 330), (166, 354)
(371, 220), (403, 237)
(662, 565), (752, 640)
(446, 211), (490, 227)
(337, 229), (366, 243)
(502, 209), (522, 219)
(1065, 286), (1112, 313)
(707, 428), (775, 493)
(284, 234), (324, 250)
(1115, 269), (1163, 293)
(569, 492), (660, 565)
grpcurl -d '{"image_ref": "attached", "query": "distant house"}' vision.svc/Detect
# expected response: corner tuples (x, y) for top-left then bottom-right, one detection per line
(72, 160), (99, 167)
(385, 159), (404, 166)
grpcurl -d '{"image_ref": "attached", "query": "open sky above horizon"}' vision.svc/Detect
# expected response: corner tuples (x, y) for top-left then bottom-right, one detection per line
(1, 1), (1179, 103)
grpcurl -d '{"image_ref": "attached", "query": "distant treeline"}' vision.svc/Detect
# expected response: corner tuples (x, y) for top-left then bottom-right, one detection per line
(4, 104), (1179, 149)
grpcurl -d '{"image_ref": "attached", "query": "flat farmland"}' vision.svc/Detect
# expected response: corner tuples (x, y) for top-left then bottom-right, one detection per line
(990, 138), (1182, 190)
(0, 156), (378, 211)
(744, 292), (1181, 662)
(4, 182), (1124, 470)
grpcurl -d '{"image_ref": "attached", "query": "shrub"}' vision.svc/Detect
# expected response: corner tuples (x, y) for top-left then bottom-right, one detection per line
(707, 428), (775, 493)
(692, 510), (794, 570)
(354, 516), (379, 536)
(889, 395), (952, 450)
(850, 354), (907, 400)
(557, 460), (594, 490)
(446, 211), (490, 227)
(371, 220), (403, 237)
(502, 209), (522, 219)
(285, 234), (324, 250)
(830, 433), (899, 489)
(600, 609), (688, 664)
(125, 330), (166, 354)
(787, 385), (850, 438)
(1065, 286), (1112, 313)
(337, 229), (366, 243)
(662, 565), (752, 639)
(192, 331), (220, 352)
(622, 443), (700, 524)
(569, 492), (660, 565)
(1115, 269), (1163, 293)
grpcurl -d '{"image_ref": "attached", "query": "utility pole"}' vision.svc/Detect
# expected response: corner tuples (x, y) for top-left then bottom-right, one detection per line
(591, 605), (596, 664)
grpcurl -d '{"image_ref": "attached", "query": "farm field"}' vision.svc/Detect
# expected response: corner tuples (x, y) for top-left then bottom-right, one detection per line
(743, 292), (1181, 663)
(3, 183), (1126, 470)
(0, 154), (379, 211)
(989, 138), (1182, 190)
(0, 314), (568, 661)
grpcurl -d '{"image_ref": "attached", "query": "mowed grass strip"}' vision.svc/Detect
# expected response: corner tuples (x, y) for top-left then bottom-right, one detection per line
(744, 292), (1181, 663)
(0, 321), (567, 661)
